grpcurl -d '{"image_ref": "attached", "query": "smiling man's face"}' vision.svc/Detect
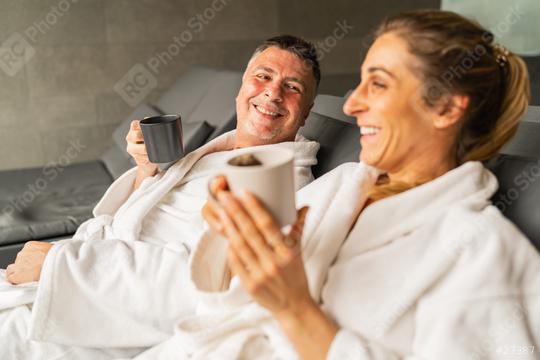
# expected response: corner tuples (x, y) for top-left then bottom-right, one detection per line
(234, 47), (316, 148)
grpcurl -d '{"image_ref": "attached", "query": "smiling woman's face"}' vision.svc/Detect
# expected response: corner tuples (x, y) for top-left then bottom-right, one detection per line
(344, 32), (457, 176)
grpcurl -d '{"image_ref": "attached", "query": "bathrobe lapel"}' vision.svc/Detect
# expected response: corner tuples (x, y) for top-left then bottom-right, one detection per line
(347, 161), (498, 256)
(93, 131), (319, 243)
(339, 161), (499, 334)
(109, 131), (236, 242)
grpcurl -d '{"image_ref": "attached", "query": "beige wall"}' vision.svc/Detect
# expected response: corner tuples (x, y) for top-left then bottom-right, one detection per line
(0, 0), (439, 171)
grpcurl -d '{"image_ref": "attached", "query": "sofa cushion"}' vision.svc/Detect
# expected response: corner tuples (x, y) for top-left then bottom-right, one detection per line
(0, 161), (113, 246)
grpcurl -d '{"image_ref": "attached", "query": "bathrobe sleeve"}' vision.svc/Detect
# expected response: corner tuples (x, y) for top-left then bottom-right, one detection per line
(28, 238), (198, 348)
(327, 212), (540, 360)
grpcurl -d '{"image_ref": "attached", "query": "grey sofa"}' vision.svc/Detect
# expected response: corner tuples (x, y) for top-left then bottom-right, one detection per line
(0, 66), (242, 267)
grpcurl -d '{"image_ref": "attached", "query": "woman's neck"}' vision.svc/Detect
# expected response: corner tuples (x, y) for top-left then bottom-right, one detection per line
(387, 155), (457, 185)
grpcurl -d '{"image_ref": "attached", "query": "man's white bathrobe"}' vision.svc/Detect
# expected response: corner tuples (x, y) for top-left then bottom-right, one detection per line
(0, 130), (319, 358)
(136, 161), (540, 359)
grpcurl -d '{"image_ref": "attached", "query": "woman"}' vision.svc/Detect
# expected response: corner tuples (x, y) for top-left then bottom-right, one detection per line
(202, 9), (540, 359)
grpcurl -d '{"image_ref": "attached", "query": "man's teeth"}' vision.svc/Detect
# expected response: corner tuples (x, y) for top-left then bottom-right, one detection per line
(360, 126), (380, 135)
(255, 105), (279, 116)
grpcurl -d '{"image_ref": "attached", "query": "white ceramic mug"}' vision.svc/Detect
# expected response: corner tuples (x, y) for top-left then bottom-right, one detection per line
(222, 148), (296, 227)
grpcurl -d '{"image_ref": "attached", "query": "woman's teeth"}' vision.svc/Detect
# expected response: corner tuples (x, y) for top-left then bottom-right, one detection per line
(360, 126), (380, 135)
(255, 105), (280, 116)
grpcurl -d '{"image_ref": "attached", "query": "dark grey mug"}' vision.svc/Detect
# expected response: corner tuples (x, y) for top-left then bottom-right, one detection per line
(140, 115), (184, 165)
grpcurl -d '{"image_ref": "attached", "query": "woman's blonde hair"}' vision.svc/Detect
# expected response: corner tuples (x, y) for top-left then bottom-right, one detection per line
(368, 10), (531, 201)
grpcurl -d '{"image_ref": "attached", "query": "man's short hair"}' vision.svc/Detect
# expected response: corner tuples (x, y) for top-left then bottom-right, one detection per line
(250, 35), (321, 89)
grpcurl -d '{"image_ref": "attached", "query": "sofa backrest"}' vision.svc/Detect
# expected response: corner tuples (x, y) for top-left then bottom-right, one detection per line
(187, 69), (242, 140)
(489, 105), (540, 251)
(299, 94), (359, 178)
(523, 56), (540, 106)
(154, 66), (220, 117)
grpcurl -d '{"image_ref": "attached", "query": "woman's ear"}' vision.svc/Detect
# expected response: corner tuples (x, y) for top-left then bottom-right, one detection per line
(433, 94), (469, 129)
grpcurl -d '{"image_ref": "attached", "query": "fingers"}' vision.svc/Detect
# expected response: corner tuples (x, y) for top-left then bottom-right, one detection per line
(216, 200), (262, 277)
(283, 206), (309, 249)
(207, 175), (229, 203)
(126, 120), (144, 144)
(238, 192), (284, 249)
(217, 192), (277, 273)
(15, 249), (22, 263)
(6, 264), (14, 281)
(126, 142), (147, 154)
(203, 175), (230, 234)
(6, 264), (20, 285)
(202, 199), (224, 235)
(25, 240), (45, 249)
(227, 248), (253, 291)
(26, 241), (53, 252)
(209, 175), (229, 197)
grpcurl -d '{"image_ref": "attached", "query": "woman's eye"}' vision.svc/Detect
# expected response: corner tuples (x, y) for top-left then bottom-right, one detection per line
(372, 81), (387, 89)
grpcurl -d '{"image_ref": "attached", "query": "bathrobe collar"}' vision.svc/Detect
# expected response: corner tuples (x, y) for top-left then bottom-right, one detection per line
(349, 161), (498, 256)
(98, 130), (319, 242)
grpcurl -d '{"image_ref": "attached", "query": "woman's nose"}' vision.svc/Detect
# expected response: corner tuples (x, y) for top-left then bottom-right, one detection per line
(343, 86), (365, 116)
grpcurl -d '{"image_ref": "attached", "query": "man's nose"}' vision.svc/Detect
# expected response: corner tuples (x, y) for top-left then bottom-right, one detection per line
(264, 82), (283, 102)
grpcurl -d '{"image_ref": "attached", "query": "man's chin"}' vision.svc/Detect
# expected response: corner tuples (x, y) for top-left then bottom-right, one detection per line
(246, 122), (279, 142)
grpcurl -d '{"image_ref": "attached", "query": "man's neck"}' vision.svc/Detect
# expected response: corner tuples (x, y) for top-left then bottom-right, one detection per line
(233, 133), (295, 149)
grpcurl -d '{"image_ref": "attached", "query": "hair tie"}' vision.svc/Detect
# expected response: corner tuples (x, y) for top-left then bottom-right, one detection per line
(493, 43), (509, 67)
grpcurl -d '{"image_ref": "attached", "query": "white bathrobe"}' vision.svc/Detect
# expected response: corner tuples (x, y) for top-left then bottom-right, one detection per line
(323, 162), (540, 359)
(0, 130), (319, 358)
(135, 161), (540, 359)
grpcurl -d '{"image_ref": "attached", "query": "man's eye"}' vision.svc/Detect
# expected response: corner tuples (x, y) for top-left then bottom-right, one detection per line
(256, 74), (270, 80)
(286, 84), (301, 92)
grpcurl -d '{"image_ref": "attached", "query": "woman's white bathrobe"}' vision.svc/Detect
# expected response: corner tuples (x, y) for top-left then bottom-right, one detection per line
(136, 161), (540, 359)
(0, 130), (319, 358)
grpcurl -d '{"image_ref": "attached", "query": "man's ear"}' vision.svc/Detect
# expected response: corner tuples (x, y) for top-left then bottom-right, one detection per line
(433, 94), (469, 129)
(301, 102), (314, 127)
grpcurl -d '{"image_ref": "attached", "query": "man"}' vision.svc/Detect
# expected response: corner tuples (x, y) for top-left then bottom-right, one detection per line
(0, 35), (320, 357)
